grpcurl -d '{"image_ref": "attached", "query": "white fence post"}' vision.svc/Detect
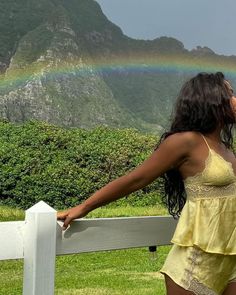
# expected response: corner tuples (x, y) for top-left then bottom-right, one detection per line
(23, 201), (57, 295)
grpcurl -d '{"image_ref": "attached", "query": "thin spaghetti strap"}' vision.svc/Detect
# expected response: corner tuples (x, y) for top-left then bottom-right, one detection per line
(200, 134), (211, 150)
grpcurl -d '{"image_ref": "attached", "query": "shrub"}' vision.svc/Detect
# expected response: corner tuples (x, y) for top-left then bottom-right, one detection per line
(0, 120), (163, 209)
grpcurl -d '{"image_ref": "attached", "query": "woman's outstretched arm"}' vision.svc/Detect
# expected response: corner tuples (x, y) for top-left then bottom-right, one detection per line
(57, 132), (192, 229)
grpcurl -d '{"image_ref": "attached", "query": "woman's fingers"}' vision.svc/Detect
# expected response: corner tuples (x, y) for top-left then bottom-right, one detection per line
(57, 205), (87, 230)
(62, 216), (73, 230)
(57, 212), (72, 230)
(57, 210), (78, 230)
(57, 211), (69, 220)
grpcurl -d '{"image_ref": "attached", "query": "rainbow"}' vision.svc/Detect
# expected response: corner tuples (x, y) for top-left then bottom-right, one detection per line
(1, 53), (236, 90)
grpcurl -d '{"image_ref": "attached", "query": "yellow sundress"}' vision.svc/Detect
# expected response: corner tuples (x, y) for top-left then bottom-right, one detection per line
(160, 135), (236, 295)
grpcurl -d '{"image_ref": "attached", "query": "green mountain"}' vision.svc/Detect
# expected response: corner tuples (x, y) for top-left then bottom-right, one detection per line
(0, 0), (235, 133)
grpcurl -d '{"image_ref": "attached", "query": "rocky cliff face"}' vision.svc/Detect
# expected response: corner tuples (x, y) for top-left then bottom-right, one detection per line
(0, 14), (131, 128)
(0, 0), (235, 132)
(0, 0), (135, 128)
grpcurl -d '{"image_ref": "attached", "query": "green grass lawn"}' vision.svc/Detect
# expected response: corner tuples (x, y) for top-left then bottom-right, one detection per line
(0, 205), (171, 295)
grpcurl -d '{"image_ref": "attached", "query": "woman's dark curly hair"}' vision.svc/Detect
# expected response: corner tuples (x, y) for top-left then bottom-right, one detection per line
(157, 72), (235, 218)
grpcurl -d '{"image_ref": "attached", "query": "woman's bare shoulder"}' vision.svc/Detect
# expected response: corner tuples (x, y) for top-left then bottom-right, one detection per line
(164, 131), (201, 149)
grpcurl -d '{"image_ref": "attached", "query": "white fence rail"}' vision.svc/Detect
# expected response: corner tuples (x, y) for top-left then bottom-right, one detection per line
(0, 201), (177, 295)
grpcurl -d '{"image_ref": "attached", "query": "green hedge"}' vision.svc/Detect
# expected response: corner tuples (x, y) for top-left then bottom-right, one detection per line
(0, 120), (163, 209)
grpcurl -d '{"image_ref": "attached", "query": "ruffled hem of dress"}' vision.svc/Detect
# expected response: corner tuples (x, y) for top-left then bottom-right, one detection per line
(171, 239), (236, 255)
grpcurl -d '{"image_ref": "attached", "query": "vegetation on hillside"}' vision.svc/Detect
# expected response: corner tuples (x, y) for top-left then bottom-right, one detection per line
(1, 0), (235, 132)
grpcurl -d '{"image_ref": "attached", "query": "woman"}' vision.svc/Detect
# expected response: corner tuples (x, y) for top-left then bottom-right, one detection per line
(57, 72), (236, 294)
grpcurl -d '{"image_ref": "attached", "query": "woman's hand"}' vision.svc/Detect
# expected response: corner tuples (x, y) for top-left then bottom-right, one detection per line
(57, 204), (88, 230)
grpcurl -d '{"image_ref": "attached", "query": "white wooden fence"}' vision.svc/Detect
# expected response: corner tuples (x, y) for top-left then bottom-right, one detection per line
(0, 201), (177, 295)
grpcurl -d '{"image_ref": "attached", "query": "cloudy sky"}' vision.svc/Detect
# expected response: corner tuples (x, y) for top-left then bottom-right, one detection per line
(96, 0), (236, 56)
